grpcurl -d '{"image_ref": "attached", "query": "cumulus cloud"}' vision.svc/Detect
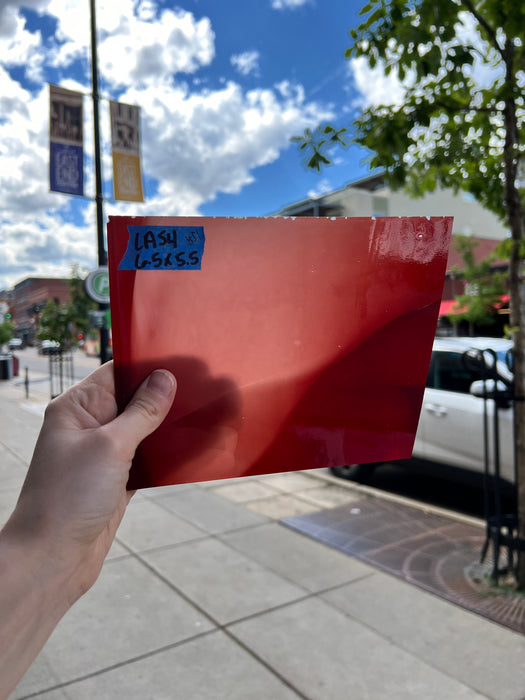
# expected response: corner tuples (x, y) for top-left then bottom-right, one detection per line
(0, 1), (331, 289)
(271, 0), (312, 9)
(230, 50), (260, 77)
(348, 10), (505, 112)
(348, 56), (406, 109)
(307, 178), (333, 199)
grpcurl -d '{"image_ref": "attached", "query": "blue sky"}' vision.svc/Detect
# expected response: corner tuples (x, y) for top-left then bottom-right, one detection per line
(0, 0), (398, 289)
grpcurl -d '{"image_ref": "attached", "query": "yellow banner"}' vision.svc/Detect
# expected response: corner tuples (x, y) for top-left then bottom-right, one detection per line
(110, 101), (144, 202)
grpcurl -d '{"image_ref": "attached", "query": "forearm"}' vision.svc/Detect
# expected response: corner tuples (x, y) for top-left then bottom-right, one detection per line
(0, 528), (73, 700)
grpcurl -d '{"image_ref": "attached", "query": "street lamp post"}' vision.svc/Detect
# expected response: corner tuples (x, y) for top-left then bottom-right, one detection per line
(89, 0), (109, 364)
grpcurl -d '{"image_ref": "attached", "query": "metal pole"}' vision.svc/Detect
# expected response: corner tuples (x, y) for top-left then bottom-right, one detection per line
(90, 0), (109, 364)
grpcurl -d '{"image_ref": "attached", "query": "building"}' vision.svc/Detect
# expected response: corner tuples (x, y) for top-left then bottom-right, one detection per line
(9, 277), (71, 346)
(276, 173), (508, 241)
(276, 173), (510, 335)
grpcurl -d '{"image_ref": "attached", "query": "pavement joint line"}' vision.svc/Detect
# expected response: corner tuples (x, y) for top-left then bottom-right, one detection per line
(141, 491), (276, 536)
(221, 627), (312, 700)
(314, 573), (496, 700)
(0, 439), (32, 470)
(13, 628), (220, 700)
(111, 537), (318, 700)
(113, 530), (211, 557)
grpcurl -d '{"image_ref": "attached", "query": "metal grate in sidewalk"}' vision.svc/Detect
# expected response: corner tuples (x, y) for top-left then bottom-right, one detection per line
(282, 497), (525, 635)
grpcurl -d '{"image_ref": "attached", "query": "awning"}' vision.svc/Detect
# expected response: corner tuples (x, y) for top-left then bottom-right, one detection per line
(439, 300), (466, 316)
(439, 295), (510, 317)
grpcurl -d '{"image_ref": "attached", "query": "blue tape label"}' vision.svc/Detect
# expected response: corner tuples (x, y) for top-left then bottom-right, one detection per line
(119, 225), (205, 270)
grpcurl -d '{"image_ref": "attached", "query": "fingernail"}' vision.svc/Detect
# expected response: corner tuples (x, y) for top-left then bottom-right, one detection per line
(147, 370), (175, 398)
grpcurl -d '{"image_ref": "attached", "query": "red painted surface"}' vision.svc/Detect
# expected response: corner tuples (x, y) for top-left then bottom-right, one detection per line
(108, 216), (452, 488)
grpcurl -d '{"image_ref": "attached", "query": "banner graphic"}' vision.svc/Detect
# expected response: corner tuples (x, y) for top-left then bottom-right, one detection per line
(110, 101), (144, 202)
(49, 85), (84, 196)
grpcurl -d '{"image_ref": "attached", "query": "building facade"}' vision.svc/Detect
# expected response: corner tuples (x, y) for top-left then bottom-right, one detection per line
(276, 174), (510, 335)
(276, 173), (508, 242)
(9, 277), (71, 346)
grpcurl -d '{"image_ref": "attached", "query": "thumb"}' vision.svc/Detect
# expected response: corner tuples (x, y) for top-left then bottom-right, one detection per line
(112, 369), (177, 450)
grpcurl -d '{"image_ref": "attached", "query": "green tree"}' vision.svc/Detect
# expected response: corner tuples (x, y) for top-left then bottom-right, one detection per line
(38, 266), (96, 349)
(449, 235), (507, 334)
(0, 321), (14, 347)
(295, 1), (525, 586)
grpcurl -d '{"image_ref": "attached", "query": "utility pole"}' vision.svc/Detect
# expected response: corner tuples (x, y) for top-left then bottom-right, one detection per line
(89, 0), (109, 364)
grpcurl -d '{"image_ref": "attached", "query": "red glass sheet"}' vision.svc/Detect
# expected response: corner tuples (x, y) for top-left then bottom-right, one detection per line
(107, 216), (452, 489)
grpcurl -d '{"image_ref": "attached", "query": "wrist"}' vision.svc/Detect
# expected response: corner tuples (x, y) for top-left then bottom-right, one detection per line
(0, 518), (76, 617)
(0, 526), (74, 698)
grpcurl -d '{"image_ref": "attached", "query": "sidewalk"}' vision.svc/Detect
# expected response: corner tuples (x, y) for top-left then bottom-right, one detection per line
(1, 375), (525, 700)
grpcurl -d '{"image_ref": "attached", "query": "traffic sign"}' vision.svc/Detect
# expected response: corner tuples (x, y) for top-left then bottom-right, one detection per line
(85, 267), (110, 304)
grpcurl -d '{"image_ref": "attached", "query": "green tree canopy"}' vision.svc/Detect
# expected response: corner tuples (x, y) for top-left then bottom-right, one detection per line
(295, 0), (525, 587)
(448, 235), (507, 331)
(296, 0), (525, 224)
(38, 265), (96, 349)
(0, 321), (13, 347)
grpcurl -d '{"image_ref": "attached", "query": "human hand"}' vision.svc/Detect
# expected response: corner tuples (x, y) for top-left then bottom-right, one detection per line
(4, 361), (176, 600)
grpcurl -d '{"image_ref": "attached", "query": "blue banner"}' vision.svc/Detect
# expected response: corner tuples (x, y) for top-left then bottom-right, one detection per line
(49, 142), (84, 196)
(49, 85), (84, 196)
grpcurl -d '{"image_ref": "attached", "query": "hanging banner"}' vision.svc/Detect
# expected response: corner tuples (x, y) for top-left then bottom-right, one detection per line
(49, 84), (84, 196)
(110, 101), (144, 202)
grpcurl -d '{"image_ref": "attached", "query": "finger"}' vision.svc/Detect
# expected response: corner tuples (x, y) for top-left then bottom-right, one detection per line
(110, 370), (176, 449)
(73, 361), (115, 395)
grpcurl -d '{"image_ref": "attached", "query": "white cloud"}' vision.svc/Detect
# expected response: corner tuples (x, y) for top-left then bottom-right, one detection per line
(0, 1), (332, 289)
(307, 178), (333, 199)
(231, 50), (260, 77)
(348, 56), (406, 109)
(0, 0), (50, 39)
(348, 10), (506, 113)
(271, 0), (312, 9)
(42, 0), (216, 88)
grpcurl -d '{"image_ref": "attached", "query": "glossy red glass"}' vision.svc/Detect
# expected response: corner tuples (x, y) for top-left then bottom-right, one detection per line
(108, 216), (452, 489)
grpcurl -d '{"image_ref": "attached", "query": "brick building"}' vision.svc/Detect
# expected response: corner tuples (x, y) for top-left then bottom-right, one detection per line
(9, 277), (71, 345)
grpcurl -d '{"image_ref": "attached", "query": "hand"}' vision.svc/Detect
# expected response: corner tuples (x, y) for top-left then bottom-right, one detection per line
(0, 362), (176, 699)
(5, 361), (176, 598)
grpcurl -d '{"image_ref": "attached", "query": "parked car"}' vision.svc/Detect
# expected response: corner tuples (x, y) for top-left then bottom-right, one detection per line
(39, 339), (61, 355)
(332, 337), (515, 485)
(8, 338), (23, 350)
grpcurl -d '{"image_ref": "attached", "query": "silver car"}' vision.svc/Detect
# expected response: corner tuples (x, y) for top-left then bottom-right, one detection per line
(332, 337), (515, 484)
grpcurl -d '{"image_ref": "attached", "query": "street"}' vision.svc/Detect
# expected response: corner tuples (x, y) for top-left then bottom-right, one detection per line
(13, 345), (100, 380)
(10, 346), (100, 403)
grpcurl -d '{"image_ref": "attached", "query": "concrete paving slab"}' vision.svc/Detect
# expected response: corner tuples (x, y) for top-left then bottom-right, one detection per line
(229, 596), (486, 700)
(322, 573), (525, 700)
(41, 631), (304, 700)
(141, 482), (197, 497)
(14, 555), (215, 694)
(10, 654), (63, 700)
(261, 472), (323, 493)
(149, 487), (268, 534)
(143, 537), (306, 625)
(210, 479), (280, 503)
(116, 497), (206, 553)
(0, 392), (43, 464)
(244, 493), (322, 519)
(0, 443), (27, 491)
(292, 484), (362, 509)
(0, 488), (21, 528)
(15, 689), (69, 700)
(221, 522), (376, 593)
